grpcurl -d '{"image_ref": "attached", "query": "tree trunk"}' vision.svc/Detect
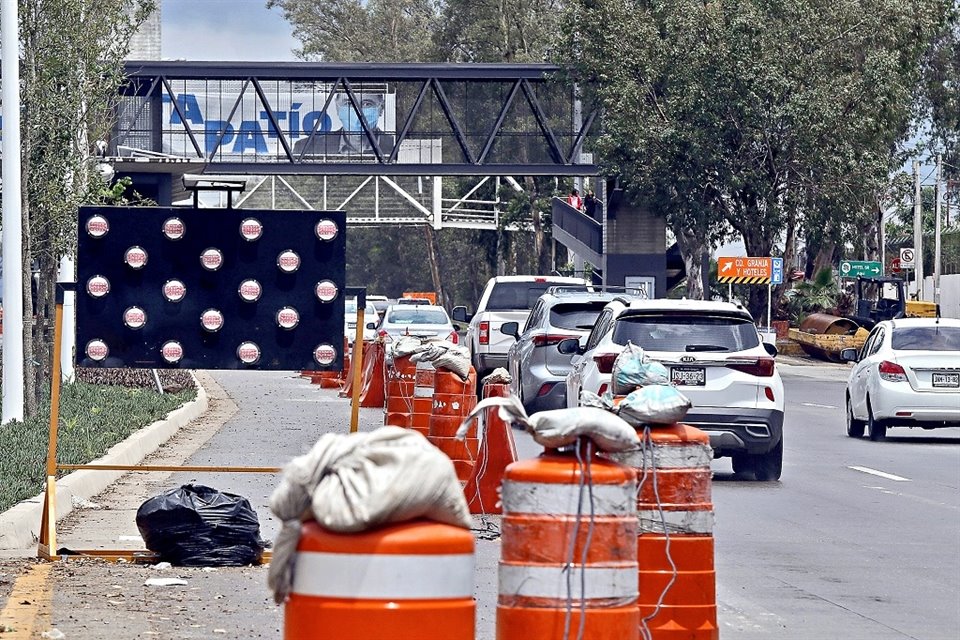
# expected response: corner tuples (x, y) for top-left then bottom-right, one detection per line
(673, 224), (706, 300)
(812, 241), (837, 280)
(524, 177), (550, 274)
(423, 225), (446, 308)
(741, 224), (772, 320)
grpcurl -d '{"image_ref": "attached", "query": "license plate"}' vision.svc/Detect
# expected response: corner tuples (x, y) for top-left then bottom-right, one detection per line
(671, 366), (706, 386)
(932, 372), (960, 388)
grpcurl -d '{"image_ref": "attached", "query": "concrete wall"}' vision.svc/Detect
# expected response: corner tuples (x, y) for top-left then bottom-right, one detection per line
(127, 1), (161, 60)
(921, 274), (960, 319)
(602, 198), (667, 297)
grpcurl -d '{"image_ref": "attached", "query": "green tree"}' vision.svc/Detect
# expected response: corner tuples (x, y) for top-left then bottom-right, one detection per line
(11, 0), (154, 417)
(561, 0), (950, 317)
(266, 0), (440, 62)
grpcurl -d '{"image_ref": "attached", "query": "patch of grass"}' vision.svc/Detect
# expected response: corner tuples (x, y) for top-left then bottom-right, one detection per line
(0, 381), (196, 512)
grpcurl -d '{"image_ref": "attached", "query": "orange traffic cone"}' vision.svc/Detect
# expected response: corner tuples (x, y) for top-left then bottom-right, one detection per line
(463, 381), (517, 514)
(358, 341), (386, 408)
(284, 519), (475, 640)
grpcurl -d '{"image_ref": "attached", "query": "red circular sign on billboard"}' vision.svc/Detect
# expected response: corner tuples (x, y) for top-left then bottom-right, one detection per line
(314, 343), (337, 365)
(201, 308), (224, 332)
(277, 250), (301, 273)
(85, 339), (109, 361)
(200, 248), (224, 271)
(86, 275), (110, 298)
(124, 246), (148, 270)
(314, 280), (339, 302)
(276, 306), (300, 330)
(315, 219), (338, 241)
(238, 279), (262, 302)
(162, 217), (185, 240)
(237, 341), (261, 365)
(85, 215), (110, 238)
(161, 340), (184, 364)
(123, 306), (147, 329)
(239, 218), (263, 241)
(163, 279), (187, 302)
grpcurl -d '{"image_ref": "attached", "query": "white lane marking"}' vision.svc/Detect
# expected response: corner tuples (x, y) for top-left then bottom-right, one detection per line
(800, 402), (838, 409)
(849, 466), (911, 482)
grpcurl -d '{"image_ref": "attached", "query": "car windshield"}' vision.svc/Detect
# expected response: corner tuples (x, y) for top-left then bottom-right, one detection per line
(550, 302), (608, 330)
(487, 282), (561, 311)
(387, 309), (448, 325)
(345, 300), (376, 316)
(891, 326), (960, 351)
(612, 314), (760, 352)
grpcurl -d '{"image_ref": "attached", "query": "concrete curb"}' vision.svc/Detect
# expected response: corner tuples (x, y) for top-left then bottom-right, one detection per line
(0, 375), (209, 551)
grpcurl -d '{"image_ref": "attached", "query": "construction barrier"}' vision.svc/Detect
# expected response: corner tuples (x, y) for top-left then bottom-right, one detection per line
(463, 381), (517, 515)
(497, 443), (639, 639)
(341, 341), (387, 407)
(384, 353), (417, 428)
(284, 519), (475, 640)
(607, 424), (718, 640)
(411, 360), (436, 435)
(429, 368), (478, 481)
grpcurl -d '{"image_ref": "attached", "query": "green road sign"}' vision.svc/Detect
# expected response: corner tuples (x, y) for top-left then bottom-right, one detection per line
(839, 260), (882, 278)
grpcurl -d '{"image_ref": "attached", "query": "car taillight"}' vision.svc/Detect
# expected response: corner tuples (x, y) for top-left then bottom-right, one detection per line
(726, 357), (775, 377)
(598, 383), (609, 396)
(448, 330), (459, 345)
(378, 329), (392, 343)
(764, 386), (775, 402)
(878, 360), (907, 382)
(479, 321), (490, 345)
(537, 382), (557, 397)
(532, 333), (577, 347)
(594, 353), (618, 374)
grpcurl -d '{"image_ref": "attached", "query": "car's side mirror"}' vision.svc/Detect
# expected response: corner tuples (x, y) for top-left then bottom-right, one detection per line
(451, 306), (470, 323)
(557, 337), (581, 355)
(840, 348), (859, 363)
(763, 342), (778, 357)
(500, 321), (520, 340)
(366, 322), (377, 330)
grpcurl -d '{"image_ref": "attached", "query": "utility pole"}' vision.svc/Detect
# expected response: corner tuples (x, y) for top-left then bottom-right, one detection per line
(933, 154), (942, 306)
(2, 0), (26, 424)
(913, 160), (924, 299)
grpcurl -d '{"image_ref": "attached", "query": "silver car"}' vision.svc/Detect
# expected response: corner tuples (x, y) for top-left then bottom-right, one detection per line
(502, 291), (620, 412)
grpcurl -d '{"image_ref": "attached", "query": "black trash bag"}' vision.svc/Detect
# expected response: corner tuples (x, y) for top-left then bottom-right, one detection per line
(136, 484), (265, 567)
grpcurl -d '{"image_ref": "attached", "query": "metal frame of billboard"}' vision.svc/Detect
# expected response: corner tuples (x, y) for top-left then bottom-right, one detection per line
(114, 61), (599, 176)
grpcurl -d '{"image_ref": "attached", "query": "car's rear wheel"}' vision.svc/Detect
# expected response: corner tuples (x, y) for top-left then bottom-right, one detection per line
(867, 400), (887, 441)
(751, 438), (783, 481)
(731, 454), (751, 475)
(846, 397), (865, 438)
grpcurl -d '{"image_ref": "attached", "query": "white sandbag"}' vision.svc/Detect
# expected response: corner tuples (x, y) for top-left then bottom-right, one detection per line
(390, 335), (434, 359)
(268, 427), (470, 603)
(481, 367), (513, 385)
(583, 386), (691, 426)
(611, 342), (670, 395)
(411, 341), (472, 380)
(457, 394), (639, 453)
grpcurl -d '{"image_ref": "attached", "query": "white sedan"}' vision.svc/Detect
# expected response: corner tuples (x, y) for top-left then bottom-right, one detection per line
(843, 317), (960, 441)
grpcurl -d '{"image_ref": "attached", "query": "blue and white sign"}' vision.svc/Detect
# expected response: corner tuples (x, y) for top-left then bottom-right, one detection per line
(771, 257), (784, 285)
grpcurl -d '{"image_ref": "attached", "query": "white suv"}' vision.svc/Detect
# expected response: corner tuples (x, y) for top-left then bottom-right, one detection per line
(452, 275), (587, 377)
(562, 298), (785, 480)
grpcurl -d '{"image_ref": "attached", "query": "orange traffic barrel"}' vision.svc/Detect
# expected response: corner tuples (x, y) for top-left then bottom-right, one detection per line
(411, 360), (436, 435)
(429, 368), (478, 480)
(607, 424), (718, 640)
(384, 353), (417, 428)
(497, 442), (639, 639)
(463, 381), (518, 515)
(284, 519), (476, 640)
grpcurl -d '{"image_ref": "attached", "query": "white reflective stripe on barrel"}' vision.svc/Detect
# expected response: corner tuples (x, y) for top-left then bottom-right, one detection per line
(499, 564), (638, 601)
(292, 552), (475, 599)
(607, 443), (713, 469)
(501, 480), (635, 517)
(639, 509), (714, 534)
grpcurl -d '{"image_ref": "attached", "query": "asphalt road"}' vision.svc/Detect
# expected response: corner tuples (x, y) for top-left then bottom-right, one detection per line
(1, 364), (957, 639)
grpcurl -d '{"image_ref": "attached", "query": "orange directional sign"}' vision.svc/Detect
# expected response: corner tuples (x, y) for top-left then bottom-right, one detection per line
(717, 257), (772, 284)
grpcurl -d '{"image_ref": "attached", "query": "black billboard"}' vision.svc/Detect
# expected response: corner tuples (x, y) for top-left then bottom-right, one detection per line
(76, 206), (346, 371)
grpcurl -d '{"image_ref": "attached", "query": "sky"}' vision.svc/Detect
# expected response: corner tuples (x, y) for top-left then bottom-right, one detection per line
(162, 0), (298, 61)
